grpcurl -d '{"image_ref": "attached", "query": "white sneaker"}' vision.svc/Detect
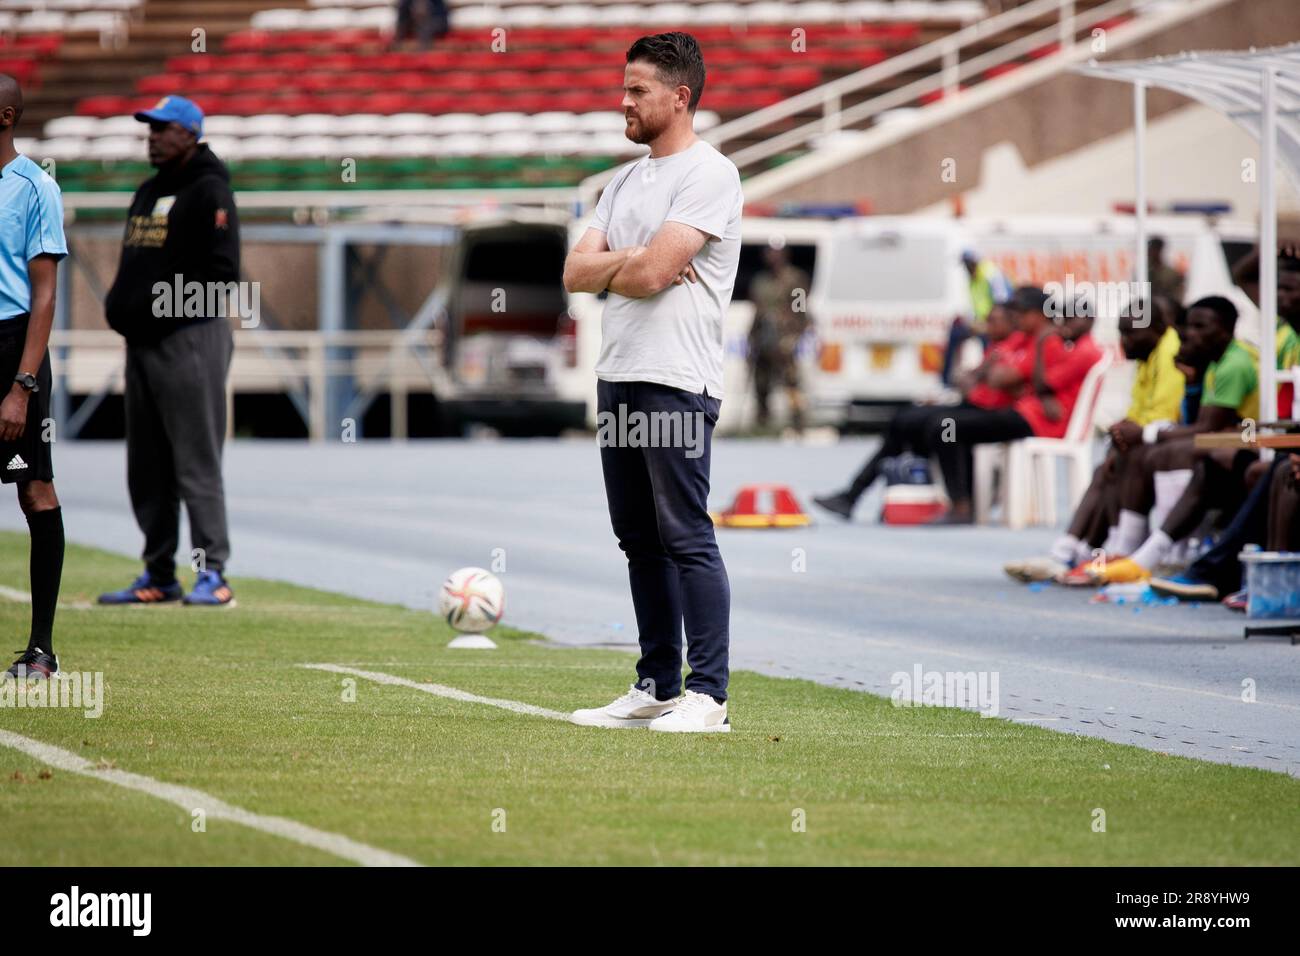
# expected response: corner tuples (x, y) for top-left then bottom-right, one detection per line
(1003, 556), (1067, 583)
(570, 684), (678, 728)
(648, 689), (731, 733)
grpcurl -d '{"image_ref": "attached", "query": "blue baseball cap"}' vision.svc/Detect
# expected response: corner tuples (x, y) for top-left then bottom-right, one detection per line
(134, 95), (203, 138)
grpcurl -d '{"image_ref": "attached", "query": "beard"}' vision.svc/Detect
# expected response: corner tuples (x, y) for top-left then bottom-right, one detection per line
(624, 112), (664, 145)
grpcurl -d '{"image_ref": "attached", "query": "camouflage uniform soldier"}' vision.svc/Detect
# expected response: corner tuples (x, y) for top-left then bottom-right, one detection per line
(748, 240), (811, 431)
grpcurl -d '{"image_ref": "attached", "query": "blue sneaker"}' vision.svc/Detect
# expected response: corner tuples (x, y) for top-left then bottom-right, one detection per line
(98, 572), (182, 605)
(1149, 573), (1218, 602)
(184, 570), (236, 607)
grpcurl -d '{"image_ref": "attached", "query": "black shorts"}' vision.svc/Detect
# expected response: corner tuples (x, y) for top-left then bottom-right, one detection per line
(0, 315), (54, 485)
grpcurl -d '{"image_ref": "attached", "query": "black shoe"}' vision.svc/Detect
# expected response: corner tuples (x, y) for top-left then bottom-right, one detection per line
(4, 647), (59, 681)
(813, 492), (855, 520)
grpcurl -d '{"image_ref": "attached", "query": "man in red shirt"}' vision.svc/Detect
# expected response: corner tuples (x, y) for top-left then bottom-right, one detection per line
(813, 299), (1025, 519)
(923, 288), (1103, 524)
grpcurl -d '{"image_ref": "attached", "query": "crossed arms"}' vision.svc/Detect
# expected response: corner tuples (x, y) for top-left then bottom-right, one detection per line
(562, 221), (709, 299)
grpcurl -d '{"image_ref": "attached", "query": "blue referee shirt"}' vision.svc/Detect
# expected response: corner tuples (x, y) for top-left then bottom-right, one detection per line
(0, 153), (68, 321)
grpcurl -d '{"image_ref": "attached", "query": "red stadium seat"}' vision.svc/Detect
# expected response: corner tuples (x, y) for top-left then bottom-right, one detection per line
(77, 95), (136, 117)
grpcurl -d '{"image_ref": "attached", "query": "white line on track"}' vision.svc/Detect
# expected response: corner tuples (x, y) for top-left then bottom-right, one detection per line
(300, 663), (571, 720)
(0, 728), (421, 867)
(0, 584), (93, 610)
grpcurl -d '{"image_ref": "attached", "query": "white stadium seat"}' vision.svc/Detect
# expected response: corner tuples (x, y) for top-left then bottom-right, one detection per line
(35, 138), (87, 161)
(537, 132), (588, 155)
(528, 111), (578, 133)
(240, 135), (294, 159)
(598, 5), (642, 26)
(387, 113), (440, 135)
(429, 113), (485, 135)
(355, 6), (395, 29)
(85, 136), (142, 160)
(98, 115), (144, 136)
(287, 114), (337, 137)
(483, 131), (537, 155)
(249, 9), (306, 30)
(17, 11), (66, 31)
(506, 6), (551, 27)
(693, 4), (744, 25)
(289, 136), (338, 157)
(337, 114), (389, 135)
(203, 136), (242, 160)
(448, 6), (495, 28)
(44, 116), (103, 139)
(336, 134), (389, 156)
(479, 112), (530, 134)
(694, 110), (721, 131)
(644, 3), (695, 24)
(388, 134), (440, 156)
(745, 2), (792, 24)
(243, 114), (294, 136)
(577, 111), (625, 133)
(440, 133), (490, 156)
(201, 115), (245, 136)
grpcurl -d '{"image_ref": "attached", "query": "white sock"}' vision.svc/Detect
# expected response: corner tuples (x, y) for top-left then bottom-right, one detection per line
(1114, 509), (1148, 556)
(1130, 529), (1174, 571)
(1050, 534), (1082, 565)
(1100, 525), (1121, 554)
(1150, 468), (1193, 535)
(1075, 540), (1099, 565)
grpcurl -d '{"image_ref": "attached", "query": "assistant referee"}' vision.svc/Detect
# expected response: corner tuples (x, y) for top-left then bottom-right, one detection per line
(0, 73), (68, 680)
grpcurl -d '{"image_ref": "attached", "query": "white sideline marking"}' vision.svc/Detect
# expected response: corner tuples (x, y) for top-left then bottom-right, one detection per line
(0, 584), (93, 610)
(0, 729), (421, 867)
(300, 663), (571, 721)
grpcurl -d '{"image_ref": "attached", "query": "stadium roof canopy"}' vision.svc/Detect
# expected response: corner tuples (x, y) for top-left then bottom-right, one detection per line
(1075, 43), (1300, 188)
(1075, 43), (1300, 427)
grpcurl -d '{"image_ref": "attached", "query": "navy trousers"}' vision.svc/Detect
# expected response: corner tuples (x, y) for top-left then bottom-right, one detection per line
(597, 379), (730, 702)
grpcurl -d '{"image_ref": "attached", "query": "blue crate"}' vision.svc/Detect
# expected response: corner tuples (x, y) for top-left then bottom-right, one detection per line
(1240, 550), (1300, 620)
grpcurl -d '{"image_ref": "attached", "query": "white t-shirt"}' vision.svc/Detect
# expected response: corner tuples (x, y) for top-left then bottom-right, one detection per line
(590, 138), (742, 399)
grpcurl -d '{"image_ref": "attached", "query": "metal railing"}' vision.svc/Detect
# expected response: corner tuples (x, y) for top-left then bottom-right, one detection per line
(50, 327), (448, 442)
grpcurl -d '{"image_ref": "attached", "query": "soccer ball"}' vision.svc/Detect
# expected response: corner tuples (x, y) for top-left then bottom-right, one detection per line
(438, 567), (504, 633)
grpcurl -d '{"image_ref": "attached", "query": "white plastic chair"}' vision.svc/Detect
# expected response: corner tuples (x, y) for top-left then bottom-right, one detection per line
(974, 350), (1114, 529)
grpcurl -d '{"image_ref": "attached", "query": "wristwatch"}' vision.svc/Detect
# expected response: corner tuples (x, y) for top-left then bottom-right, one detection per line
(13, 372), (39, 394)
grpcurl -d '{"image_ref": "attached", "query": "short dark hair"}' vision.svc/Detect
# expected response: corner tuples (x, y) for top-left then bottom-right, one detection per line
(0, 73), (23, 128)
(1188, 295), (1238, 333)
(1008, 285), (1049, 314)
(626, 32), (706, 112)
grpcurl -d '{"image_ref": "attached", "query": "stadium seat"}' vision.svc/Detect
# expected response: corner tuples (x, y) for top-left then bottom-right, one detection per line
(974, 352), (1114, 529)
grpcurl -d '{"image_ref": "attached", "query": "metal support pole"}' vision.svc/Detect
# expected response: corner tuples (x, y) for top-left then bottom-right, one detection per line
(317, 232), (348, 442)
(1260, 66), (1278, 445)
(822, 91), (840, 135)
(1059, 0), (1075, 49)
(943, 43), (960, 98)
(52, 244), (72, 434)
(1134, 82), (1149, 305)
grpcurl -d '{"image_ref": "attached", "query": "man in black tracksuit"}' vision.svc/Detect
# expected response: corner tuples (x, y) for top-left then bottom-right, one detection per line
(99, 95), (240, 607)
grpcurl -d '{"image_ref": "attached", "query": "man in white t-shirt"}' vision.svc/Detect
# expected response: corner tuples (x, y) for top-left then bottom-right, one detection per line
(564, 32), (742, 733)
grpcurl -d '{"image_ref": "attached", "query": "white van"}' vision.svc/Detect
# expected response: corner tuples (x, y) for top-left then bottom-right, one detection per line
(800, 215), (1254, 431)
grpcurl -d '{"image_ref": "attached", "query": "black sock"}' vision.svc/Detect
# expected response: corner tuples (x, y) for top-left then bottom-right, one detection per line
(26, 506), (64, 656)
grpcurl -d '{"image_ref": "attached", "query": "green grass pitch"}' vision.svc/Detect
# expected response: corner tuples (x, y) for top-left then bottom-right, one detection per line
(1, 531), (1298, 865)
